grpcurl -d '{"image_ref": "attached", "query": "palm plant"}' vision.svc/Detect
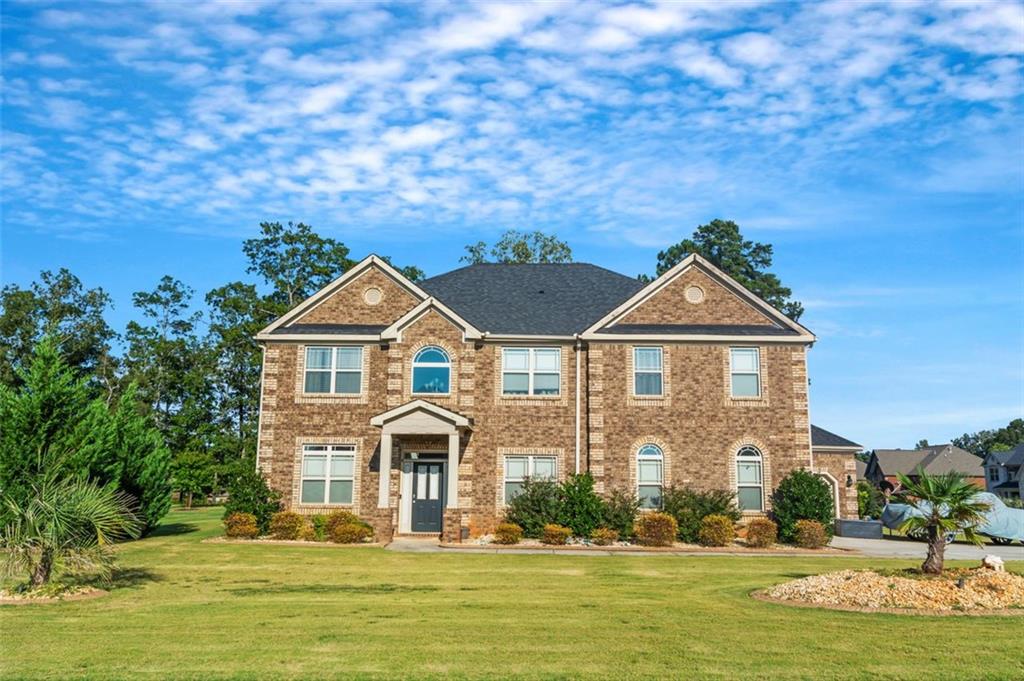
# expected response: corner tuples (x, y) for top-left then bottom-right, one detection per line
(894, 470), (990, 575)
(2, 474), (142, 588)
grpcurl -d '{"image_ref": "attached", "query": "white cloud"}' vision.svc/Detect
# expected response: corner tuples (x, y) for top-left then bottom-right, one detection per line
(584, 26), (638, 52)
(722, 32), (784, 67)
(299, 82), (349, 115)
(381, 121), (458, 151)
(674, 43), (744, 88)
(424, 3), (555, 52)
(182, 132), (217, 151)
(36, 53), (73, 68)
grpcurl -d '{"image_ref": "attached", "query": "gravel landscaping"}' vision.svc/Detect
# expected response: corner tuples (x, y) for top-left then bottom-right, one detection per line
(0, 586), (107, 605)
(762, 568), (1024, 613)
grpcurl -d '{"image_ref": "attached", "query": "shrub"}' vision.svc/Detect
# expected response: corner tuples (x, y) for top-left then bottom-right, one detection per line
(330, 522), (373, 544)
(269, 511), (305, 540)
(602, 490), (640, 539)
(590, 527), (619, 546)
(324, 510), (362, 536)
(794, 520), (828, 549)
(744, 517), (777, 548)
(698, 514), (736, 547)
(310, 514), (328, 541)
(493, 522), (523, 545)
(857, 480), (883, 519)
(558, 474), (606, 537)
(634, 512), (677, 547)
(661, 487), (741, 543)
(224, 512), (259, 539)
(223, 459), (281, 534)
(298, 523), (317, 542)
(771, 469), (835, 543)
(504, 479), (563, 538)
(541, 524), (571, 545)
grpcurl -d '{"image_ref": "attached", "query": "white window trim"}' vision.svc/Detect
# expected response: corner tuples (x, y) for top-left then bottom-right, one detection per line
(632, 346), (664, 397)
(410, 346), (452, 396)
(729, 347), (761, 399)
(304, 346), (363, 395)
(502, 455), (557, 504)
(300, 444), (356, 505)
(736, 446), (764, 512)
(637, 444), (664, 510)
(501, 347), (561, 397)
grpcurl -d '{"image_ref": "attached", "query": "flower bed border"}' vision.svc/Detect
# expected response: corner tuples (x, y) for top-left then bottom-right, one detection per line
(439, 542), (849, 555)
(750, 589), (1024, 617)
(202, 536), (382, 548)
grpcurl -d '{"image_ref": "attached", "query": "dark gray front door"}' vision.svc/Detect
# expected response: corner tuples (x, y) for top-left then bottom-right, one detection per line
(411, 462), (444, 532)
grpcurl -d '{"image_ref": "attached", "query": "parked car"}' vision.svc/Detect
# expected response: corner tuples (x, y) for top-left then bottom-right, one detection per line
(881, 492), (1024, 546)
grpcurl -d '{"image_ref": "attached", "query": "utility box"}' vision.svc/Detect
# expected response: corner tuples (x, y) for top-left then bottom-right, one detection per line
(835, 518), (883, 539)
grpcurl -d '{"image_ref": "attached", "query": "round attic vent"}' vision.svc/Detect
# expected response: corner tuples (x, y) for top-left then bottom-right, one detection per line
(363, 287), (383, 305)
(684, 285), (705, 304)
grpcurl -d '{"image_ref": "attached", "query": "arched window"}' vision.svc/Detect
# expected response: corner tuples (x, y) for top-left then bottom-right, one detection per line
(637, 444), (664, 509)
(736, 446), (763, 511)
(411, 346), (451, 394)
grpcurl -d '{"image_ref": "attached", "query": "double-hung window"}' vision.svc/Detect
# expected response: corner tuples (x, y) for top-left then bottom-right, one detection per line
(300, 444), (356, 505)
(304, 346), (362, 394)
(736, 446), (764, 511)
(501, 348), (560, 396)
(633, 347), (663, 396)
(988, 467), (1000, 482)
(729, 347), (760, 398)
(637, 444), (664, 509)
(504, 455), (557, 501)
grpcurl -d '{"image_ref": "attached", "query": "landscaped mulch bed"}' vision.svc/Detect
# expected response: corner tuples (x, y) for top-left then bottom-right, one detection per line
(757, 568), (1024, 615)
(203, 536), (381, 547)
(0, 586), (107, 605)
(442, 538), (845, 554)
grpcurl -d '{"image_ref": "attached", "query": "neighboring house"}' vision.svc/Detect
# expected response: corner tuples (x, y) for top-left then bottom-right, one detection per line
(984, 444), (1023, 501)
(865, 445), (985, 491)
(810, 425), (863, 519)
(254, 252), (849, 543)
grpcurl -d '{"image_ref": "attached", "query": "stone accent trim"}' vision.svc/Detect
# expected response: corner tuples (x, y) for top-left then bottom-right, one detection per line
(625, 344), (672, 408)
(289, 435), (365, 515)
(726, 436), (773, 515)
(493, 345), (571, 407)
(293, 344), (371, 405)
(722, 345), (770, 408)
(628, 435), (672, 501)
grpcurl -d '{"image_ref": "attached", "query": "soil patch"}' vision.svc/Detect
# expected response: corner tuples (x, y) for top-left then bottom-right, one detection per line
(0, 587), (108, 605)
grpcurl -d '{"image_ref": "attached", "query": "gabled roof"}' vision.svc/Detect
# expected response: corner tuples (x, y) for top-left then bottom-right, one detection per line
(871, 445), (984, 477)
(257, 255), (427, 339)
(419, 263), (644, 336)
(369, 399), (471, 428)
(580, 253), (815, 343)
(811, 425), (862, 450)
(380, 297), (483, 342)
(987, 443), (1024, 468)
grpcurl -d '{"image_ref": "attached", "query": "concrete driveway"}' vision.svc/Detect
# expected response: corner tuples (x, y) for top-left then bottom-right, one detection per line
(830, 535), (1024, 562)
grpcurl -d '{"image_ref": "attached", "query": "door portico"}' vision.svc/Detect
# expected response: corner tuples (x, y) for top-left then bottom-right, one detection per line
(370, 400), (471, 535)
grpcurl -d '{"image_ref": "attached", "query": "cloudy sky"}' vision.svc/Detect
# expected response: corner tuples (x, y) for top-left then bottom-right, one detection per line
(2, 0), (1022, 449)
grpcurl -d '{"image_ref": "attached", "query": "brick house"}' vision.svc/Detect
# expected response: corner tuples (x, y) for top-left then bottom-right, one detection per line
(254, 253), (856, 542)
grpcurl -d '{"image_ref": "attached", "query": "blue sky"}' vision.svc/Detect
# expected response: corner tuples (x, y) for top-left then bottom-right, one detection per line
(2, 1), (1022, 450)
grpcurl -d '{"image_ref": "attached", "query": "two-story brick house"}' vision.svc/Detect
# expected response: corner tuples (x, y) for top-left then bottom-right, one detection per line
(254, 253), (851, 542)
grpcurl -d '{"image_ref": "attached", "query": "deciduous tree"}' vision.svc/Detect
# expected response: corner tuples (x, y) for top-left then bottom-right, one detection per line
(462, 230), (572, 264)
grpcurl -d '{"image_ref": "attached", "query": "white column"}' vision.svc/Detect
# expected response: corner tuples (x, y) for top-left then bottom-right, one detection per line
(378, 430), (392, 508)
(447, 430), (459, 509)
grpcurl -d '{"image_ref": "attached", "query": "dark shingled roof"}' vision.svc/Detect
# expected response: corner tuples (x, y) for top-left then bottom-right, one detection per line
(419, 263), (645, 335)
(598, 324), (795, 336)
(273, 323), (387, 335)
(872, 445), (984, 477)
(989, 443), (1024, 468)
(811, 425), (862, 449)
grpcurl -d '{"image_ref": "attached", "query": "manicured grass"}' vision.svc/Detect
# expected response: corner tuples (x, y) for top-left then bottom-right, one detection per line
(2, 507), (1021, 680)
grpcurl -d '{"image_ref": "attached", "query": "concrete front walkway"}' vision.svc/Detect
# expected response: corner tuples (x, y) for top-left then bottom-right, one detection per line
(830, 535), (1024, 562)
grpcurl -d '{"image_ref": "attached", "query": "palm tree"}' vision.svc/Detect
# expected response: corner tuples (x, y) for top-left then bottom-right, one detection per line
(894, 470), (990, 575)
(2, 475), (142, 588)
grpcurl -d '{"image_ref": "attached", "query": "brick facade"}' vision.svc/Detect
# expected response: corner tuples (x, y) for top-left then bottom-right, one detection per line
(257, 259), (838, 543)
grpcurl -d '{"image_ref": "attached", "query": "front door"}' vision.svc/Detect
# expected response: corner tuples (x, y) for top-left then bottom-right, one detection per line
(411, 462), (444, 532)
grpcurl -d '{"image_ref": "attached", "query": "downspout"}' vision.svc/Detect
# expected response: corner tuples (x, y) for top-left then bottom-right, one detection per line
(574, 334), (582, 475)
(805, 343), (815, 472)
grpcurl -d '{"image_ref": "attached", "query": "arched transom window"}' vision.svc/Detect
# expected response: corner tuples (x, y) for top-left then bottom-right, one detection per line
(736, 446), (764, 511)
(637, 444), (664, 509)
(411, 346), (451, 394)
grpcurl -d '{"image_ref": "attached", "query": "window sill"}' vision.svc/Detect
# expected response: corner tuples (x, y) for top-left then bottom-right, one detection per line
(500, 394), (562, 399)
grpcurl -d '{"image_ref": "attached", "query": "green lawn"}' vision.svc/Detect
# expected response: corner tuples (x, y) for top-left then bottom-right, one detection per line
(2, 507), (1021, 680)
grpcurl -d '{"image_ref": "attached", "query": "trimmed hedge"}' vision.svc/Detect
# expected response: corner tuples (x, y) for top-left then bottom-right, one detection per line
(771, 469), (835, 543)
(794, 520), (828, 549)
(330, 522), (373, 544)
(541, 524), (571, 545)
(325, 510), (362, 535)
(662, 486), (741, 543)
(698, 514), (735, 547)
(269, 511), (305, 540)
(634, 512), (677, 547)
(493, 522), (523, 545)
(744, 517), (777, 548)
(224, 512), (259, 539)
(590, 527), (619, 546)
